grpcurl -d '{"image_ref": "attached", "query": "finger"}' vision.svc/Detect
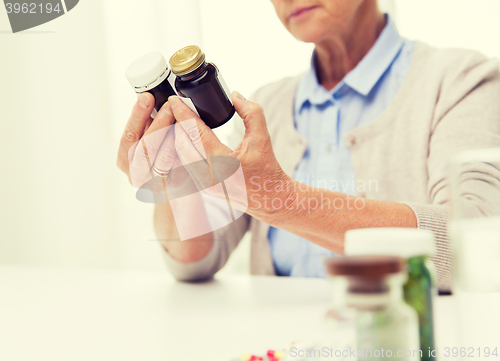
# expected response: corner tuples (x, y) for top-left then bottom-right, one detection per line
(231, 91), (268, 138)
(167, 95), (200, 124)
(152, 121), (176, 174)
(144, 118), (153, 133)
(117, 93), (155, 173)
(174, 118), (207, 163)
(173, 122), (214, 191)
(130, 101), (177, 188)
(129, 143), (154, 189)
(141, 101), (176, 168)
(168, 96), (225, 157)
(145, 101), (175, 137)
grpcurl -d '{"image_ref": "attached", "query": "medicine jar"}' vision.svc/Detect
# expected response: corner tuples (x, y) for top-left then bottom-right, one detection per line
(169, 45), (235, 128)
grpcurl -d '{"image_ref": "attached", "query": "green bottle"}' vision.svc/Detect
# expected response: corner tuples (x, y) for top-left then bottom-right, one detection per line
(345, 228), (437, 361)
(404, 255), (436, 360)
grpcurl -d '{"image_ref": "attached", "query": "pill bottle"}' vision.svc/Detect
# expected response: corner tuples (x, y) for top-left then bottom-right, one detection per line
(169, 45), (235, 129)
(126, 52), (177, 118)
(345, 228), (436, 361)
(325, 255), (421, 361)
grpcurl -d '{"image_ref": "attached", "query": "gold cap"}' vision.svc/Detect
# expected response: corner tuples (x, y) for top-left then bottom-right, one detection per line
(169, 45), (206, 76)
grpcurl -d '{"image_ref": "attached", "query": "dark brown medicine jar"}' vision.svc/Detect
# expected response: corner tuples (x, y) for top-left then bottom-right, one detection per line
(125, 52), (177, 118)
(169, 45), (235, 129)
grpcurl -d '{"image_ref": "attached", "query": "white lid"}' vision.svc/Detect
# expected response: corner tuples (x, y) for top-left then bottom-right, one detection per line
(344, 228), (435, 258)
(125, 52), (169, 88)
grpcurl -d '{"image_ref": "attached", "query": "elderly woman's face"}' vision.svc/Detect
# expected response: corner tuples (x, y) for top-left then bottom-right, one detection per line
(270, 0), (365, 43)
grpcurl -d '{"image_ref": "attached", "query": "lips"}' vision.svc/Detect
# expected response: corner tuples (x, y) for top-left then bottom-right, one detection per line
(289, 5), (318, 19)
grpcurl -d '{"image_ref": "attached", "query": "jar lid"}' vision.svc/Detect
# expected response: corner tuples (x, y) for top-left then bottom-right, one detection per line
(326, 255), (404, 277)
(169, 45), (206, 76)
(344, 228), (435, 258)
(126, 52), (169, 88)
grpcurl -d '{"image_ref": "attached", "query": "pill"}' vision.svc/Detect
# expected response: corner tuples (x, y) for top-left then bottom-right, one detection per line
(241, 353), (251, 361)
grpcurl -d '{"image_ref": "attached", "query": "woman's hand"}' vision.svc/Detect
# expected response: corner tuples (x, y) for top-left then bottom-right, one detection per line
(116, 93), (215, 261)
(164, 92), (292, 224)
(116, 90), (291, 241)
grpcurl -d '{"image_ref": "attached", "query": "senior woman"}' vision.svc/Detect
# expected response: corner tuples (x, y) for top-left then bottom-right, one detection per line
(117, 0), (500, 291)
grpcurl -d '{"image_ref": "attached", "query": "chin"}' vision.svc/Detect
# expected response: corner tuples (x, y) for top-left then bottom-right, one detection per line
(289, 26), (326, 44)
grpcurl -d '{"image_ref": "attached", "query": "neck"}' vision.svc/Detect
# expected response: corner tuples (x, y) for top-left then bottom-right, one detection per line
(314, 3), (386, 91)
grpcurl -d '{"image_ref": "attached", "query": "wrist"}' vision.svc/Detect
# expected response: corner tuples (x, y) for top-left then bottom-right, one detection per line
(247, 171), (299, 225)
(267, 176), (307, 228)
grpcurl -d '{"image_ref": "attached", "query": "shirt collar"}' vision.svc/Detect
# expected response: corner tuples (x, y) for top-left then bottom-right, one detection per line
(295, 14), (404, 114)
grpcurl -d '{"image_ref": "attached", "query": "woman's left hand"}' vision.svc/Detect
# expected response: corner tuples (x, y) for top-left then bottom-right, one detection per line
(164, 92), (291, 223)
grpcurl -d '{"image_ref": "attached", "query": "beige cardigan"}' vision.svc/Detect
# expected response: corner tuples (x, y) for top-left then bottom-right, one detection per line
(163, 42), (500, 291)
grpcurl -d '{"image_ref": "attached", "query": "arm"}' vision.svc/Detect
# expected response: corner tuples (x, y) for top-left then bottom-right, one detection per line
(415, 55), (500, 288)
(158, 205), (250, 282)
(252, 181), (417, 254)
(154, 201), (214, 263)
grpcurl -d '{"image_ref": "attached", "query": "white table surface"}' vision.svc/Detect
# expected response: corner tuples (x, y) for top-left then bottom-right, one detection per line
(0, 266), (498, 361)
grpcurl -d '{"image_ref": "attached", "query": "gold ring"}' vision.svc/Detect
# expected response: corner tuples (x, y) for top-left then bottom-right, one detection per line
(152, 164), (171, 177)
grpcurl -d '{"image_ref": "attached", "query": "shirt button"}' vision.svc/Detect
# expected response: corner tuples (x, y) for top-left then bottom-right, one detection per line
(347, 135), (356, 146)
(326, 146), (331, 152)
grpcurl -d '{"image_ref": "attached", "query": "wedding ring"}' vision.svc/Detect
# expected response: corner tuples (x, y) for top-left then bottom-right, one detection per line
(152, 164), (171, 177)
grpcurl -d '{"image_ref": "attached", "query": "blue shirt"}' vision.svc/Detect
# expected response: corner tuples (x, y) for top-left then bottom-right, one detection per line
(268, 15), (415, 278)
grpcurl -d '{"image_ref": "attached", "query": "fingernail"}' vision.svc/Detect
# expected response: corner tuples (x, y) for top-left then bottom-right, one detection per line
(233, 91), (246, 101)
(139, 93), (151, 108)
(168, 96), (180, 109)
(161, 101), (173, 115)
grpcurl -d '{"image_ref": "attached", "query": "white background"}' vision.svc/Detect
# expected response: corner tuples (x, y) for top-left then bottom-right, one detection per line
(1, 0), (500, 274)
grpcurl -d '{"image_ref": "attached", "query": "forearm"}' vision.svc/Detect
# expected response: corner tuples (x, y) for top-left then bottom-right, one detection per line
(251, 176), (417, 254)
(154, 201), (214, 263)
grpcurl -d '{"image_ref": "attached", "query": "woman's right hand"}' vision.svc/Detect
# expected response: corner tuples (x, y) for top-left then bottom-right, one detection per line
(116, 93), (215, 262)
(117, 93), (205, 201)
(117, 93), (221, 200)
